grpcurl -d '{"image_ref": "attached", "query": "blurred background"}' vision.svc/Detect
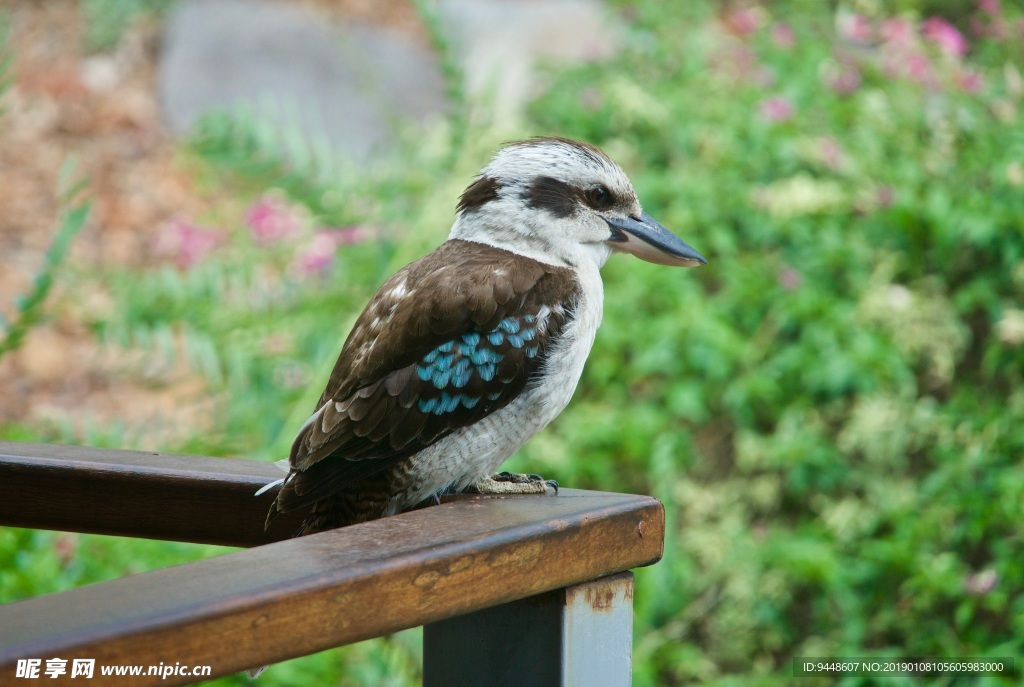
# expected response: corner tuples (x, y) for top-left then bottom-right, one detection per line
(1, 0), (1023, 685)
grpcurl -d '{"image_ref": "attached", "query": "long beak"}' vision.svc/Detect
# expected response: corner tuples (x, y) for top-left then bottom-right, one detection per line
(604, 212), (707, 267)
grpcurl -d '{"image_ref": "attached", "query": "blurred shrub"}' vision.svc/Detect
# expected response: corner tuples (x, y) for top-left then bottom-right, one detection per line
(0, 22), (89, 363)
(81, 0), (172, 52)
(527, 1), (1024, 684)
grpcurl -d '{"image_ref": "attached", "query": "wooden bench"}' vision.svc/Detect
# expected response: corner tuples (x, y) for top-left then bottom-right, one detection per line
(0, 441), (664, 686)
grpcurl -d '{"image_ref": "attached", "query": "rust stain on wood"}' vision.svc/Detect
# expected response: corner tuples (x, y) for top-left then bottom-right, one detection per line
(585, 588), (616, 611)
(566, 572), (635, 614)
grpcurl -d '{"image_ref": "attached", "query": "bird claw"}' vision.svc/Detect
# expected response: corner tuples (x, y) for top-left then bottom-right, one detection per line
(467, 472), (559, 495)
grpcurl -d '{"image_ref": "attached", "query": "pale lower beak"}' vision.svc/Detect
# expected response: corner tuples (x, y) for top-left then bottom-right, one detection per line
(604, 212), (707, 267)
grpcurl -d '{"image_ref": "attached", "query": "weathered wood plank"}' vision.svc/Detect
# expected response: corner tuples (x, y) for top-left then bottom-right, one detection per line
(0, 441), (303, 545)
(0, 487), (664, 686)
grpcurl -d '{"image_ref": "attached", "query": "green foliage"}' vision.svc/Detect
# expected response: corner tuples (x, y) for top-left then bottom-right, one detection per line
(0, 195), (89, 358)
(0, 13), (11, 118)
(0, 170), (90, 361)
(522, 1), (1024, 684)
(0, 17), (90, 361)
(4, 1), (1024, 685)
(81, 0), (171, 52)
(410, 0), (469, 166)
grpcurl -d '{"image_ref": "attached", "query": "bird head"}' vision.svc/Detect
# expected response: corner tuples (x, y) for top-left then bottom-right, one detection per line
(449, 137), (706, 270)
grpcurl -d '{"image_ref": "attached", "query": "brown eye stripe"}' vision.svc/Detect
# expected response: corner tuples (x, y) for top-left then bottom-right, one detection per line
(457, 176), (502, 214)
(523, 177), (622, 218)
(523, 176), (581, 218)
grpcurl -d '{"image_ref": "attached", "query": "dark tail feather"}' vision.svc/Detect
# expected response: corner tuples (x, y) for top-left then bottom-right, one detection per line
(264, 501), (282, 532)
(266, 491), (390, 537)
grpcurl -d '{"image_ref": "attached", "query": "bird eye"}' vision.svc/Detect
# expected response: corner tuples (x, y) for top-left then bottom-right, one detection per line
(588, 186), (611, 209)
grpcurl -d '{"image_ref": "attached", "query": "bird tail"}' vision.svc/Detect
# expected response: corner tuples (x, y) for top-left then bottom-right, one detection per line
(295, 492), (367, 535)
(262, 490), (375, 536)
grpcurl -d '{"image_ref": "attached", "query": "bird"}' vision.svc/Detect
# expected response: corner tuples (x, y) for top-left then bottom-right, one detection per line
(260, 137), (706, 536)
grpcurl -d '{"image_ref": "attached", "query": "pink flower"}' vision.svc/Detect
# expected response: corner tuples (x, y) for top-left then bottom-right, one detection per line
(838, 14), (873, 44)
(319, 226), (372, 245)
(290, 227), (370, 276)
(818, 137), (845, 170)
(752, 67), (776, 88)
(293, 232), (338, 275)
(715, 45), (756, 82)
(880, 18), (915, 46)
(877, 186), (895, 208)
(725, 7), (763, 37)
(53, 533), (77, 567)
(957, 68), (984, 92)
(885, 49), (936, 88)
(154, 217), (223, 269)
(245, 192), (306, 244)
(964, 569), (998, 596)
(759, 95), (794, 122)
(979, 0), (1000, 16)
(922, 17), (968, 57)
(825, 64), (862, 94)
(905, 51), (936, 86)
(777, 266), (803, 291)
(772, 23), (795, 49)
(710, 46), (774, 87)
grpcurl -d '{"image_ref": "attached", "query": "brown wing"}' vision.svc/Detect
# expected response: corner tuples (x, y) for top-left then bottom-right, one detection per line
(270, 240), (577, 516)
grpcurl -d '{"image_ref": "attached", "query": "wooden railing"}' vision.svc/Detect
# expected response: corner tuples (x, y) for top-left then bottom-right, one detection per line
(0, 441), (665, 686)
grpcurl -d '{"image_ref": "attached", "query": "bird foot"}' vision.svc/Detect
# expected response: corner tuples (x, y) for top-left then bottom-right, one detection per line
(466, 471), (559, 495)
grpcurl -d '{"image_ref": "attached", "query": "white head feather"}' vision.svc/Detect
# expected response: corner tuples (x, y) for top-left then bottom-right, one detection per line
(448, 138), (643, 269)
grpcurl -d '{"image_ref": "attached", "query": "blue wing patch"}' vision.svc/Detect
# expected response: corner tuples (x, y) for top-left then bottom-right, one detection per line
(415, 315), (543, 415)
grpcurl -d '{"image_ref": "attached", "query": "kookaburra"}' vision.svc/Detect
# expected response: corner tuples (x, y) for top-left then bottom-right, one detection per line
(262, 137), (705, 535)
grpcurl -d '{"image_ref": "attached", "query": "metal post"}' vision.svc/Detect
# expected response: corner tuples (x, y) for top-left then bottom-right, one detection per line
(423, 572), (634, 687)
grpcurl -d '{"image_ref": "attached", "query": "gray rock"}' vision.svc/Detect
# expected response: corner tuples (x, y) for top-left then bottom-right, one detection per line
(440, 0), (619, 118)
(159, 0), (446, 164)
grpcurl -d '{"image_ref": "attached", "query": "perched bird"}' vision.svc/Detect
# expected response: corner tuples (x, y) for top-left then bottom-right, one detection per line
(261, 137), (705, 535)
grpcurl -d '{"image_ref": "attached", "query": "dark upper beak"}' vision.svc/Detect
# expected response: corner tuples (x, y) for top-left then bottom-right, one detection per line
(604, 212), (707, 267)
